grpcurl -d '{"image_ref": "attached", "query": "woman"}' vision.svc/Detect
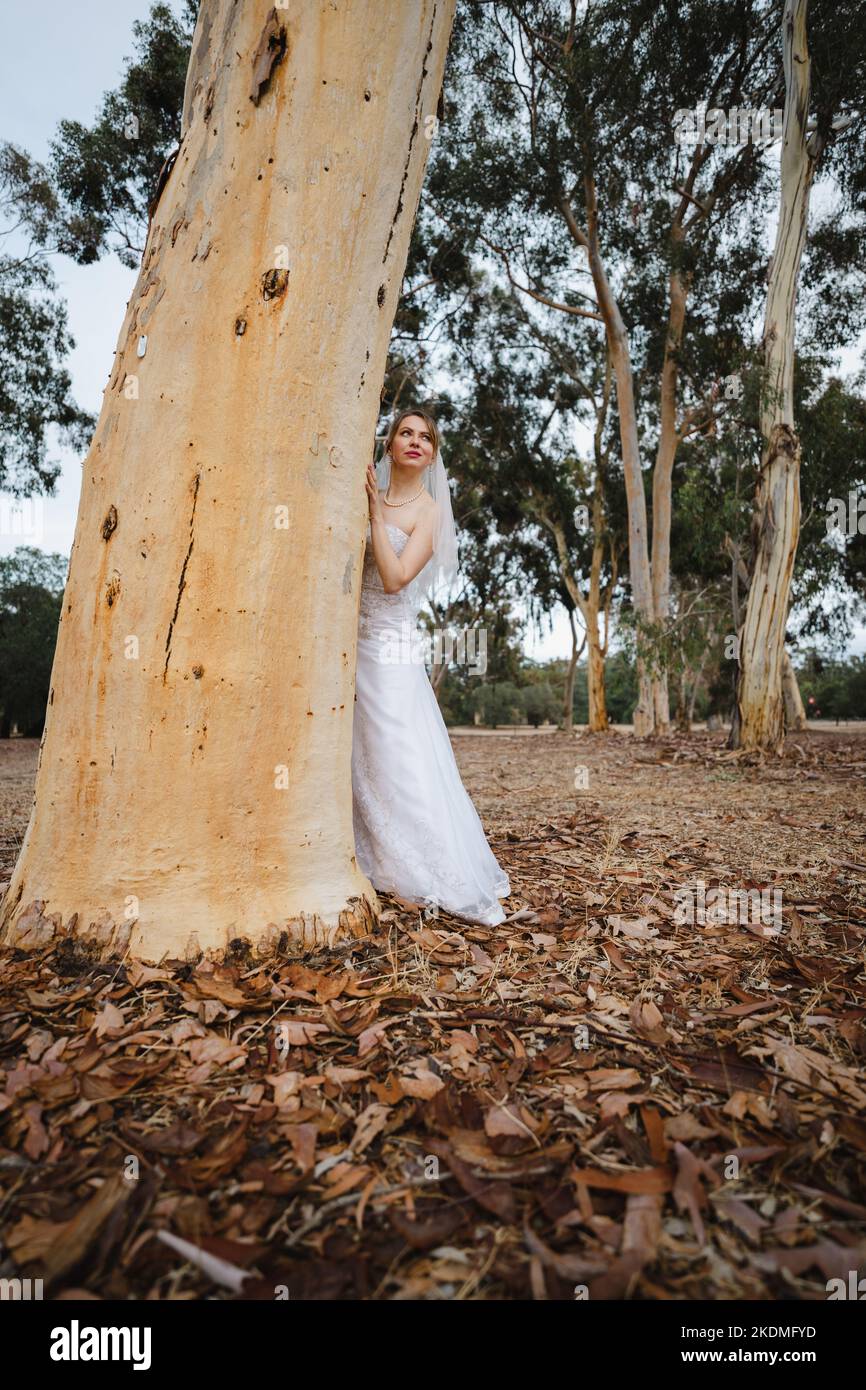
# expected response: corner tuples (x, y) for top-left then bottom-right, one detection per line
(351, 408), (511, 927)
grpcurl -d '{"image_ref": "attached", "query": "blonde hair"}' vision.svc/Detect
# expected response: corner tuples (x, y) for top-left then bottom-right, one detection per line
(384, 408), (440, 459)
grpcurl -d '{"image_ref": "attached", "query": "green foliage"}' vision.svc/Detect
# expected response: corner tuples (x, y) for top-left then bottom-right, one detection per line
(797, 651), (866, 720)
(471, 680), (524, 728)
(570, 651), (639, 725)
(0, 151), (95, 495)
(445, 647), (639, 728)
(0, 547), (67, 737)
(47, 2), (199, 266)
(521, 679), (560, 726)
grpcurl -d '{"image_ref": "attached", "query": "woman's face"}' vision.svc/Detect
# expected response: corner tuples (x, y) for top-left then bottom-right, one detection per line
(390, 415), (435, 472)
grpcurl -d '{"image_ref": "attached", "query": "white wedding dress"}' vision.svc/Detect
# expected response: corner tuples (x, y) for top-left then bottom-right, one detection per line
(352, 521), (511, 926)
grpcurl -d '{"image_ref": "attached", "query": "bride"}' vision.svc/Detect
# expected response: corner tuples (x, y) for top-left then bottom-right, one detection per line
(351, 407), (511, 927)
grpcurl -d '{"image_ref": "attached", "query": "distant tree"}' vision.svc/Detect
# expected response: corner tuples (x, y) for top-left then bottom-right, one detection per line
(521, 679), (560, 727)
(472, 680), (524, 728)
(0, 149), (94, 495)
(0, 547), (67, 737)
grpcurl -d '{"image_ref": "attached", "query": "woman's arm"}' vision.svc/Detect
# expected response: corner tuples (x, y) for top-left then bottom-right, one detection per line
(365, 462), (437, 593)
(371, 509), (436, 592)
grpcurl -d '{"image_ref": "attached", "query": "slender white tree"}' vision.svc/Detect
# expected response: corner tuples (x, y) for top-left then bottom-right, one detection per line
(734, 0), (816, 751)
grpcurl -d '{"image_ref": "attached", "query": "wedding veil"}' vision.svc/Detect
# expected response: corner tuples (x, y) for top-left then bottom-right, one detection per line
(373, 425), (459, 604)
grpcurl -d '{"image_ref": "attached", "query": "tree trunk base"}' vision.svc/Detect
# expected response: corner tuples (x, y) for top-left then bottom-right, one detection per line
(0, 888), (379, 963)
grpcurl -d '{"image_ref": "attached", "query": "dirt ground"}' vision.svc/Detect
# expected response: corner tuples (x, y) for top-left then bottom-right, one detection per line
(0, 728), (864, 1300)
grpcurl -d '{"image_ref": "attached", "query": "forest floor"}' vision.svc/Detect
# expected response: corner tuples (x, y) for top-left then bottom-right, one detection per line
(0, 728), (864, 1300)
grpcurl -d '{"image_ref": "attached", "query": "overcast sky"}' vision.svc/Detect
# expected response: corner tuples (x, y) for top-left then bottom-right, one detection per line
(0, 1), (188, 562)
(1, 1), (862, 660)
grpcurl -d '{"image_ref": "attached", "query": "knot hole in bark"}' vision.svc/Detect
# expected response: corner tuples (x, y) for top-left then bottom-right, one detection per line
(250, 13), (288, 106)
(261, 268), (289, 301)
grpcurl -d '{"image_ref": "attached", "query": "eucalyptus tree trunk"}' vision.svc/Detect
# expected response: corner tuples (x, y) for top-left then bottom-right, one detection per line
(0, 0), (456, 961)
(560, 190), (653, 734)
(781, 649), (808, 729)
(734, 0), (815, 752)
(650, 223), (693, 735)
(585, 625), (609, 732)
(560, 607), (584, 731)
(540, 504), (610, 733)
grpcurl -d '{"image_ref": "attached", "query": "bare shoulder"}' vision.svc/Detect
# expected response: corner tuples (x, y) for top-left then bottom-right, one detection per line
(420, 494), (440, 530)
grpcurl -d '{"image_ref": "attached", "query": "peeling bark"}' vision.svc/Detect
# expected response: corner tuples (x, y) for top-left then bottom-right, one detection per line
(249, 8), (288, 106)
(735, 0), (815, 753)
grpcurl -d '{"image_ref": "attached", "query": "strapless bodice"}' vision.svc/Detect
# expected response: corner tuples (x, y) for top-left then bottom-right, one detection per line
(358, 522), (422, 642)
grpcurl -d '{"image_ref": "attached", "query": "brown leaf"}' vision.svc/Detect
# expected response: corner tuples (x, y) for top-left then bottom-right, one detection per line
(187, 1036), (247, 1067)
(22, 1102), (50, 1160)
(358, 1017), (400, 1057)
(640, 1105), (669, 1163)
(42, 1172), (134, 1285)
(523, 1221), (610, 1281)
(715, 1197), (769, 1243)
(426, 1138), (516, 1221)
(121, 1119), (205, 1156)
(586, 1067), (642, 1091)
(629, 998), (671, 1043)
(484, 1103), (538, 1140)
(399, 1062), (444, 1099)
(569, 1166), (673, 1194)
(266, 1071), (302, 1106)
(672, 1142), (722, 1247)
(273, 1020), (329, 1047)
(388, 1206), (468, 1250)
(182, 972), (270, 1011)
(600, 941), (634, 973)
(833, 1113), (866, 1154)
(587, 1249), (648, 1299)
(6, 1213), (68, 1264)
(93, 1002), (126, 1037)
(664, 1112), (718, 1142)
(174, 1121), (249, 1187)
(350, 1102), (391, 1155)
(753, 1240), (866, 1282)
(672, 1050), (770, 1095)
(285, 964), (353, 1003)
(286, 1122), (318, 1172)
(621, 1192), (662, 1264)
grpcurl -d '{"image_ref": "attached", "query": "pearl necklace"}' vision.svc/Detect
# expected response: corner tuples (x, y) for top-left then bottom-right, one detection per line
(384, 482), (425, 507)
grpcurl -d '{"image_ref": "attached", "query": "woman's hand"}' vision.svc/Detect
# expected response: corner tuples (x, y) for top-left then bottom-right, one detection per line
(365, 461), (385, 526)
